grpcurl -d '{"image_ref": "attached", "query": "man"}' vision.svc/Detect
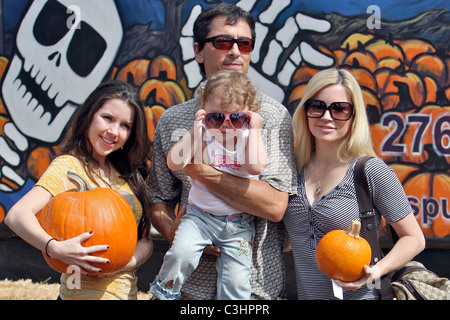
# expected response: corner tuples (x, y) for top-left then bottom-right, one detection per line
(149, 3), (297, 300)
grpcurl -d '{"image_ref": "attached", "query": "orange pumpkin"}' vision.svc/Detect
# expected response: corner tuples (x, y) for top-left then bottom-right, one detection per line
(316, 220), (372, 282)
(290, 65), (319, 86)
(342, 50), (378, 73)
(149, 55), (178, 81)
(145, 105), (166, 142)
(36, 171), (137, 275)
(0, 205), (5, 224)
(139, 78), (186, 109)
(392, 161), (450, 239)
(364, 38), (405, 64)
(114, 59), (151, 87)
(348, 66), (378, 93)
(27, 146), (55, 181)
(410, 53), (448, 87)
(340, 32), (374, 52)
(395, 38), (435, 67)
(288, 82), (308, 105)
(376, 69), (425, 110)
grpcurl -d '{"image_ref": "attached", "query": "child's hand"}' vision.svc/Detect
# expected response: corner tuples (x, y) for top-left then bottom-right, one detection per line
(192, 109), (206, 137)
(194, 109), (206, 126)
(247, 111), (263, 129)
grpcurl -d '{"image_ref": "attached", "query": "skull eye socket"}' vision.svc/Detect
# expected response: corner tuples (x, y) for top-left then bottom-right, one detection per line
(32, 0), (107, 78)
(33, 0), (71, 46)
(67, 22), (107, 77)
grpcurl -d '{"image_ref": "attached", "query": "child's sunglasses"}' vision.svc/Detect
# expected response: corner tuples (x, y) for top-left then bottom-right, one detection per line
(204, 112), (251, 130)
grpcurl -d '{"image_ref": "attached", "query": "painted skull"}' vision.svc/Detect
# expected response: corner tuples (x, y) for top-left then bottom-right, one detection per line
(2, 0), (123, 142)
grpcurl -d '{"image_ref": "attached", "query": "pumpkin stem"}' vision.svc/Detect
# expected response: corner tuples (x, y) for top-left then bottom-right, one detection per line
(67, 170), (94, 192)
(346, 220), (362, 239)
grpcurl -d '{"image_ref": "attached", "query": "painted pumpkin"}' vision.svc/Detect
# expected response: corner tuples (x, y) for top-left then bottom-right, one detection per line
(36, 170), (137, 275)
(391, 159), (450, 238)
(316, 220), (372, 282)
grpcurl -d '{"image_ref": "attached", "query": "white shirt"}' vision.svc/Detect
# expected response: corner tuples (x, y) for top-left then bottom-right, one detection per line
(188, 127), (259, 215)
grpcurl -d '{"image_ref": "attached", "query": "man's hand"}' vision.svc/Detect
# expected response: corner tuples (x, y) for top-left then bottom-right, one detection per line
(171, 205), (221, 258)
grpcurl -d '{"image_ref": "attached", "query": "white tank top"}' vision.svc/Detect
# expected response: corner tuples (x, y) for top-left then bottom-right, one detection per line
(188, 127), (259, 215)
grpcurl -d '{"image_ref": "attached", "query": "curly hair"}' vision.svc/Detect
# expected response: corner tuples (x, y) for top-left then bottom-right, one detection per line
(196, 70), (261, 112)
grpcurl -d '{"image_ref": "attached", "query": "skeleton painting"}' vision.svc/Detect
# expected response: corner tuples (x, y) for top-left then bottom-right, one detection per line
(0, 0), (449, 245)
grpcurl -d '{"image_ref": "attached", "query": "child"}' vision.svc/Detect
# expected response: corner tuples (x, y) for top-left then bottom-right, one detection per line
(150, 70), (266, 300)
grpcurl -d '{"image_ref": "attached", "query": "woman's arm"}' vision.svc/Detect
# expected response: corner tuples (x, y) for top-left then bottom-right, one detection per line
(5, 186), (55, 252)
(5, 185), (110, 274)
(337, 212), (425, 290)
(372, 212), (425, 275)
(120, 237), (153, 272)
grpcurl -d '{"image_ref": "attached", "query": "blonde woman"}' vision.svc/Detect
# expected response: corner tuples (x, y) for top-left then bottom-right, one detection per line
(284, 68), (425, 300)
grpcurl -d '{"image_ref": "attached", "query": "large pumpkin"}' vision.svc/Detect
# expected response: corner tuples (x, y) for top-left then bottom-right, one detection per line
(36, 170), (137, 275)
(316, 220), (372, 282)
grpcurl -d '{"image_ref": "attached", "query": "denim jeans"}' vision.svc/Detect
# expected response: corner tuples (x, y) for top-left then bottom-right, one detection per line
(150, 204), (255, 300)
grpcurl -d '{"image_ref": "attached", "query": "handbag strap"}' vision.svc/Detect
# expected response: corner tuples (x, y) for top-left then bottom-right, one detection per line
(354, 156), (395, 300)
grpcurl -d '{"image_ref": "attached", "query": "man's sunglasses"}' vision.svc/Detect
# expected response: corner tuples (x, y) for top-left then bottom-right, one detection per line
(304, 99), (354, 121)
(204, 112), (251, 130)
(204, 35), (255, 53)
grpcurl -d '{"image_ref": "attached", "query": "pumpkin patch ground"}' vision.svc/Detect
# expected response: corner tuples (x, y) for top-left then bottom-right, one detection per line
(0, 279), (152, 300)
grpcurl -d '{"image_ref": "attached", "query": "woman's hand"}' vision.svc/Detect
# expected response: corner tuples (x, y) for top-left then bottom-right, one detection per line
(334, 265), (381, 291)
(46, 231), (110, 275)
(110, 237), (154, 275)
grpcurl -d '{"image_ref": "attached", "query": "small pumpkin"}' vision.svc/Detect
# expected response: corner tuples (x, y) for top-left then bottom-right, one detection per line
(391, 155), (450, 239)
(27, 146), (55, 181)
(376, 69), (426, 110)
(410, 53), (448, 87)
(139, 78), (186, 109)
(340, 32), (374, 52)
(36, 170), (137, 275)
(114, 59), (151, 87)
(364, 38), (405, 64)
(316, 220), (372, 282)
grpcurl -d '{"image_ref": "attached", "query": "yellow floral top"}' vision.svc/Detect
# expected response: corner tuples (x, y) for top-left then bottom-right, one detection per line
(36, 155), (142, 300)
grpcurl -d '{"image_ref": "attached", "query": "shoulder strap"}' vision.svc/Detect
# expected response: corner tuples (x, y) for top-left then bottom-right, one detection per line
(354, 156), (395, 300)
(354, 156), (381, 262)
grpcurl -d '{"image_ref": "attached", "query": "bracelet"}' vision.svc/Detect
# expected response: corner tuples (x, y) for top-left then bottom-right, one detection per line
(45, 238), (57, 257)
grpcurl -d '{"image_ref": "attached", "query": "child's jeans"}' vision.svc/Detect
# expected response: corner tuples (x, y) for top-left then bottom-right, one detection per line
(150, 204), (255, 300)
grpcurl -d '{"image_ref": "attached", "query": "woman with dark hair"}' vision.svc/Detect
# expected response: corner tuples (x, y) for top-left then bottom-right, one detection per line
(6, 80), (153, 300)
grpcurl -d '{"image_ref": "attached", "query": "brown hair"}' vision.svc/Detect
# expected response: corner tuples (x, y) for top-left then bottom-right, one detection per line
(59, 80), (153, 239)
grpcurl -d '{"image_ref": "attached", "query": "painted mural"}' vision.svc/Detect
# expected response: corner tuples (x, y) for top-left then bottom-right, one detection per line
(0, 0), (449, 246)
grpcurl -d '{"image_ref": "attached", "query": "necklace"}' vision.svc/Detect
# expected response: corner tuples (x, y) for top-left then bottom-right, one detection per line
(313, 159), (321, 195)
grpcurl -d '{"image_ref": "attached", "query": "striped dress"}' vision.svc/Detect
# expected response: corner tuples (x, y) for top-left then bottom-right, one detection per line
(283, 157), (412, 300)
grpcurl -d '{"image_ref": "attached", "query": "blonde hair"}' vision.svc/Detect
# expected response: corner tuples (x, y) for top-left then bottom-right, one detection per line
(196, 70), (260, 112)
(292, 68), (376, 168)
